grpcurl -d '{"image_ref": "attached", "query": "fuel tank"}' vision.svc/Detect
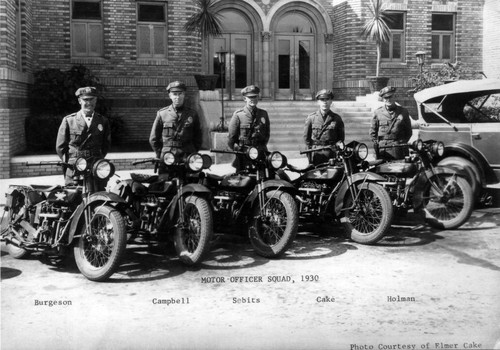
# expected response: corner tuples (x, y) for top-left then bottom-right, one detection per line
(374, 161), (418, 177)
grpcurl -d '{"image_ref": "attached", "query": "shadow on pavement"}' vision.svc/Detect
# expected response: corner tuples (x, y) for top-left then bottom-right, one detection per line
(1, 266), (22, 279)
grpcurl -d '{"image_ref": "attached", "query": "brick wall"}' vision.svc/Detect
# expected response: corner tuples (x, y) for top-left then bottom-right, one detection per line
(483, 0), (500, 78)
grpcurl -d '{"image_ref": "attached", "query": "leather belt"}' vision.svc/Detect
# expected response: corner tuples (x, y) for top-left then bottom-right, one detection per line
(165, 140), (183, 147)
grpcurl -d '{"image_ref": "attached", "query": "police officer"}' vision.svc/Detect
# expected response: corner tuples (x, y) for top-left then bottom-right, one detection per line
(303, 89), (345, 165)
(369, 86), (412, 160)
(149, 81), (202, 174)
(55, 86), (111, 189)
(227, 85), (270, 170)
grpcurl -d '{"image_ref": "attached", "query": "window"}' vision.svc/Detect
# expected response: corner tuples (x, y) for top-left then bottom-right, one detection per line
(431, 13), (455, 61)
(381, 12), (405, 61)
(137, 3), (167, 59)
(71, 0), (103, 57)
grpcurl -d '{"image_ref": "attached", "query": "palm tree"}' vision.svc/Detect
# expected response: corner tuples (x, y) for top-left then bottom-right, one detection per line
(360, 0), (391, 77)
(184, 0), (223, 39)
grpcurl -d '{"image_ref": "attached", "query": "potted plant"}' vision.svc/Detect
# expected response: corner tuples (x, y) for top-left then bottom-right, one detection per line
(184, 0), (223, 91)
(360, 0), (391, 92)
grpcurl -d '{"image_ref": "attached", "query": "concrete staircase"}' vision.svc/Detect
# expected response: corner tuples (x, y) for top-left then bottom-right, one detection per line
(223, 100), (374, 159)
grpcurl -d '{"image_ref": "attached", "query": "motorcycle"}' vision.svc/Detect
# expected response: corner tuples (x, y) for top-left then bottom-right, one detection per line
(204, 147), (298, 258)
(109, 152), (213, 265)
(1, 157), (127, 281)
(365, 139), (474, 229)
(277, 141), (394, 245)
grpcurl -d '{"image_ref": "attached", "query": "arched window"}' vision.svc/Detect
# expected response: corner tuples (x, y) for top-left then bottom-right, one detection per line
(219, 10), (251, 32)
(275, 12), (314, 33)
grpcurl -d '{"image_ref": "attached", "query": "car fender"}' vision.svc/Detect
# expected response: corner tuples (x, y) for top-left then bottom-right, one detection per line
(333, 172), (386, 215)
(440, 142), (493, 185)
(68, 191), (128, 243)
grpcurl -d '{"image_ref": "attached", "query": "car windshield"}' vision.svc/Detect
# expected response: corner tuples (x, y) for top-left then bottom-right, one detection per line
(420, 92), (500, 124)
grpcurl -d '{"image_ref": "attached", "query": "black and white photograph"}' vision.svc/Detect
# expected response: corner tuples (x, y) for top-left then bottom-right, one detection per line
(1, 0), (499, 349)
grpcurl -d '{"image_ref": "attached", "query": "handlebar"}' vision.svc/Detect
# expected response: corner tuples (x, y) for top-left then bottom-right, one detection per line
(210, 149), (246, 155)
(25, 161), (66, 167)
(132, 158), (160, 166)
(300, 146), (333, 155)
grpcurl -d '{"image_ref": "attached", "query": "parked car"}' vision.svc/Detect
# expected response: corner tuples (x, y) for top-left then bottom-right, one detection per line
(413, 79), (500, 206)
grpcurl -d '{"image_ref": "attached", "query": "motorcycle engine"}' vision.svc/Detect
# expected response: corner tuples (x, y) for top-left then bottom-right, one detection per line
(297, 182), (330, 214)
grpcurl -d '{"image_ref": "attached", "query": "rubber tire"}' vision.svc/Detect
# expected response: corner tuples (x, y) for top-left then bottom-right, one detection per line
(249, 190), (298, 258)
(174, 196), (213, 266)
(342, 182), (394, 245)
(438, 156), (480, 202)
(74, 206), (127, 282)
(423, 174), (474, 229)
(6, 242), (30, 259)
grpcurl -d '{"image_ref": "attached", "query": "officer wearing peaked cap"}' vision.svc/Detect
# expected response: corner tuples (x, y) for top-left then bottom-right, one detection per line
(149, 81), (202, 174)
(55, 86), (111, 189)
(227, 85), (270, 170)
(303, 89), (345, 165)
(369, 86), (412, 160)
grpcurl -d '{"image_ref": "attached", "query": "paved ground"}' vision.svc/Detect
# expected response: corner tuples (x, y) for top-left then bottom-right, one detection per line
(2, 205), (500, 350)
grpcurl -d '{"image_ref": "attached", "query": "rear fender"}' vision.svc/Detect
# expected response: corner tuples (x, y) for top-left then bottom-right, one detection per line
(440, 142), (492, 185)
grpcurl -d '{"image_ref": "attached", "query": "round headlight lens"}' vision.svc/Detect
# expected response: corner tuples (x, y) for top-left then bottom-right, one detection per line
(187, 153), (204, 172)
(75, 158), (88, 172)
(248, 147), (260, 160)
(355, 143), (369, 160)
(433, 141), (445, 156)
(269, 152), (285, 169)
(163, 152), (175, 166)
(94, 159), (114, 179)
(413, 139), (423, 151)
(336, 140), (345, 151)
(201, 154), (213, 169)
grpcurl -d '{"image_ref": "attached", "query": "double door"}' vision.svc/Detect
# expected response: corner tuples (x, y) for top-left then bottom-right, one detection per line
(275, 35), (315, 100)
(213, 34), (252, 100)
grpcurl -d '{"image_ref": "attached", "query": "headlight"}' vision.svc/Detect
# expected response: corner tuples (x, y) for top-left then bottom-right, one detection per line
(432, 141), (445, 156)
(201, 154), (213, 169)
(187, 153), (204, 172)
(268, 152), (286, 169)
(247, 147), (260, 160)
(163, 152), (175, 166)
(412, 139), (423, 151)
(336, 140), (345, 150)
(93, 159), (115, 179)
(355, 143), (369, 160)
(75, 157), (88, 172)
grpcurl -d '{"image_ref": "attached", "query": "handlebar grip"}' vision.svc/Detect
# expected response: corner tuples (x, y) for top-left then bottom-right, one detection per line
(132, 158), (156, 166)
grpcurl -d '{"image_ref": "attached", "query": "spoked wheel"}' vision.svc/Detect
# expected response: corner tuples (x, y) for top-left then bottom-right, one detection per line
(342, 182), (394, 245)
(74, 205), (126, 282)
(249, 190), (298, 258)
(174, 196), (213, 265)
(423, 174), (473, 229)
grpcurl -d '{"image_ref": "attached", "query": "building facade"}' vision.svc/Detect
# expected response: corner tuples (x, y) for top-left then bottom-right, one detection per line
(0, 0), (497, 178)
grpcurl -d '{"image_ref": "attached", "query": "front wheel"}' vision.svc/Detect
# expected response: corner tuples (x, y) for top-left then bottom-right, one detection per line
(423, 174), (473, 229)
(342, 182), (394, 245)
(174, 196), (213, 265)
(249, 190), (298, 258)
(74, 205), (127, 282)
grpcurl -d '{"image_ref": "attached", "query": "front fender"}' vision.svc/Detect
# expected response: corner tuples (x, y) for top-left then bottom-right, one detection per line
(247, 179), (297, 205)
(441, 142), (491, 184)
(163, 184), (212, 231)
(412, 166), (462, 210)
(333, 172), (384, 215)
(67, 191), (128, 243)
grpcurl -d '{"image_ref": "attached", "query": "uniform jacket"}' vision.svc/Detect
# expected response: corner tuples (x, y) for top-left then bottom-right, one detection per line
(55, 111), (111, 162)
(369, 104), (412, 144)
(303, 109), (345, 148)
(227, 106), (270, 151)
(149, 105), (202, 158)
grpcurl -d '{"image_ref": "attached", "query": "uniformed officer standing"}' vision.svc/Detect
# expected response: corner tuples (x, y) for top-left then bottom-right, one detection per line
(55, 86), (111, 189)
(369, 86), (412, 160)
(303, 89), (345, 165)
(149, 81), (202, 174)
(227, 85), (270, 170)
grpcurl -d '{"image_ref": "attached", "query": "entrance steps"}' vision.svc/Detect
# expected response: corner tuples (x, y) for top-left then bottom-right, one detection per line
(222, 100), (374, 159)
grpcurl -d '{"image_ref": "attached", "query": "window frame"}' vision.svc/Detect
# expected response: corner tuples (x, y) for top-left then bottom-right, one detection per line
(15, 0), (22, 70)
(70, 0), (104, 58)
(431, 13), (456, 62)
(381, 11), (406, 62)
(136, 2), (168, 59)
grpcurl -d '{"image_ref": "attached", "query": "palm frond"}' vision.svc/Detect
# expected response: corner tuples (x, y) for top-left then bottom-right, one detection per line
(183, 0), (223, 38)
